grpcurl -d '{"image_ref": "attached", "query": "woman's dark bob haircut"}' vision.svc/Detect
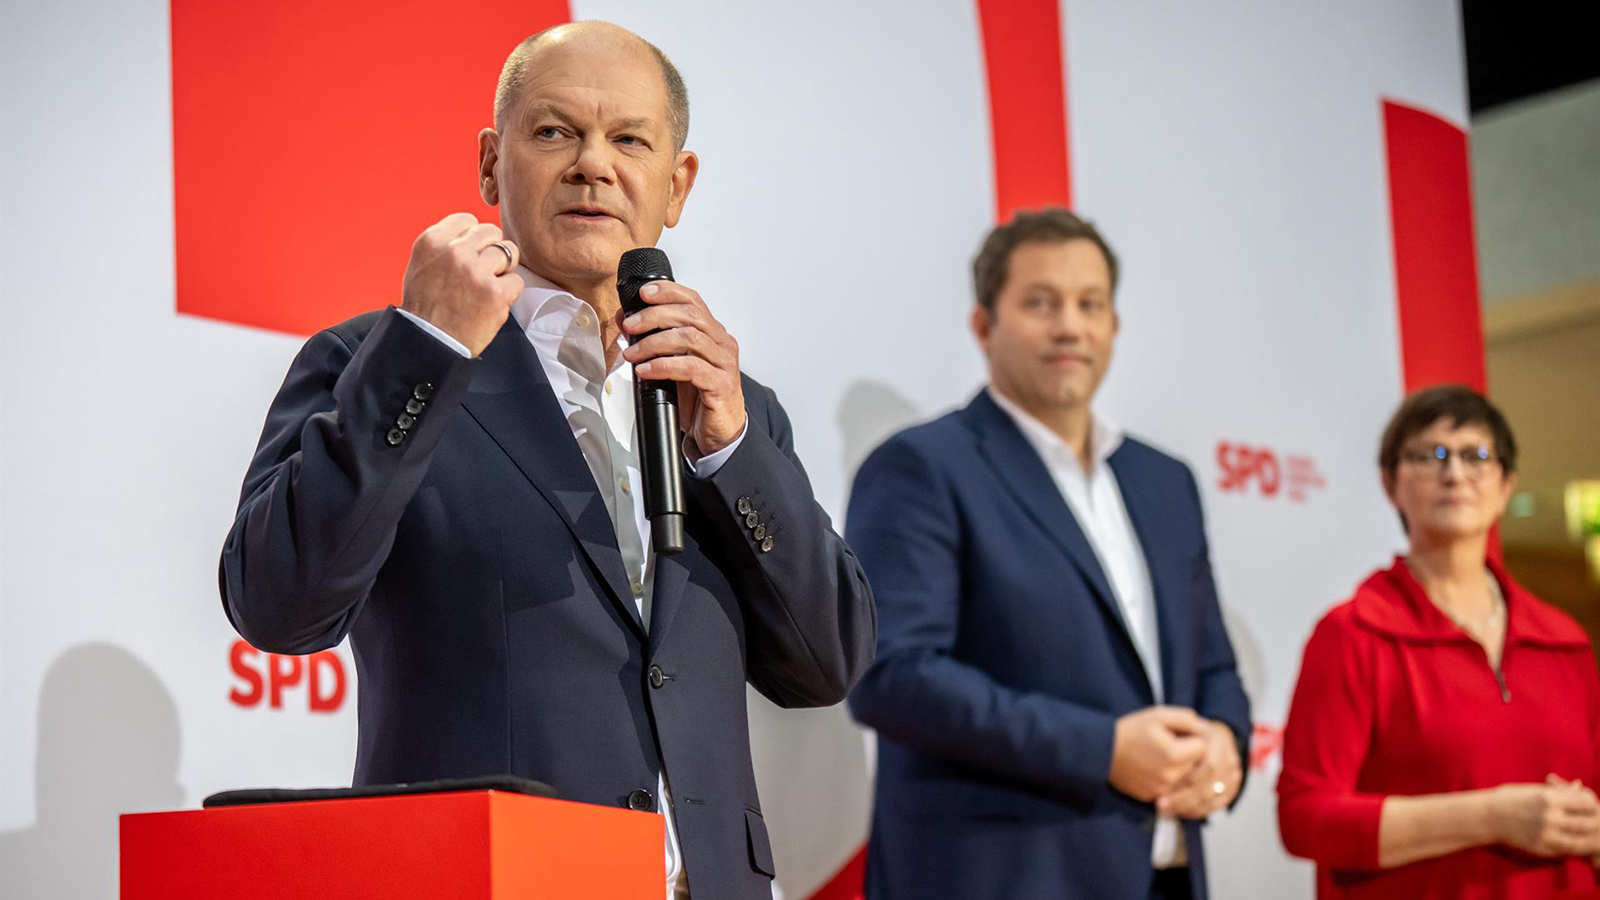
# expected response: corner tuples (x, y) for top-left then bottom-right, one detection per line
(1378, 384), (1518, 481)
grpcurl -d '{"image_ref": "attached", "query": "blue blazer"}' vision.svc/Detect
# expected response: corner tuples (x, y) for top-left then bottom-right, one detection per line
(220, 308), (876, 900)
(846, 390), (1250, 900)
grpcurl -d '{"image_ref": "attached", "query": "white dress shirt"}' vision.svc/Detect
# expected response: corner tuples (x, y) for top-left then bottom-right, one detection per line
(987, 387), (1186, 868)
(398, 266), (746, 899)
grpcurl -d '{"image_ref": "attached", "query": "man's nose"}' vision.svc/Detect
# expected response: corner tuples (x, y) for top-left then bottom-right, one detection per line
(1049, 305), (1086, 340)
(565, 136), (616, 185)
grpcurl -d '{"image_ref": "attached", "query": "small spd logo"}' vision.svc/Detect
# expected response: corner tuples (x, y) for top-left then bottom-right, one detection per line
(1216, 442), (1326, 503)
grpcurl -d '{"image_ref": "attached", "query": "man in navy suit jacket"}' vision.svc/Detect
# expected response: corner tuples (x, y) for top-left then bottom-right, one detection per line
(220, 23), (874, 900)
(848, 209), (1249, 900)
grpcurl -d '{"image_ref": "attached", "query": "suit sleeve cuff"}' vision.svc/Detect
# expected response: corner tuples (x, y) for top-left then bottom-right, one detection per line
(395, 307), (473, 358)
(687, 421), (748, 479)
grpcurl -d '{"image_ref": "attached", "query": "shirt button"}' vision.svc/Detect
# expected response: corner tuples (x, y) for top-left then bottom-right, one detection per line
(631, 579), (644, 597)
(576, 313), (591, 328)
(621, 478), (631, 495)
(605, 380), (614, 395)
(626, 788), (654, 811)
(649, 665), (666, 689)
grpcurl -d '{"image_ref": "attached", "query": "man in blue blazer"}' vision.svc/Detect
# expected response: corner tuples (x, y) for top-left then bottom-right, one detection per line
(847, 209), (1249, 900)
(220, 23), (874, 900)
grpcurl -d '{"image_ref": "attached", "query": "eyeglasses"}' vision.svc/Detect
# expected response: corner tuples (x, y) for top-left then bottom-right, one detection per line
(1398, 444), (1500, 479)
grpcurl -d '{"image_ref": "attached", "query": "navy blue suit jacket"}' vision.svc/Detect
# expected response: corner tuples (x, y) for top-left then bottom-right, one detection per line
(220, 308), (876, 900)
(846, 390), (1249, 900)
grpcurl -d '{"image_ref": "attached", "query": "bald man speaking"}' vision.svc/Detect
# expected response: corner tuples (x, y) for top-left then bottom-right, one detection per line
(220, 23), (875, 900)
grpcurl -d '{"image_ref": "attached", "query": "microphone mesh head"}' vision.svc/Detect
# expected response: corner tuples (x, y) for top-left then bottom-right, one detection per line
(617, 247), (674, 287)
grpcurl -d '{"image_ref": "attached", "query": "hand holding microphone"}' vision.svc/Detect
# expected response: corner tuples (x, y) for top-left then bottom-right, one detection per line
(617, 248), (747, 553)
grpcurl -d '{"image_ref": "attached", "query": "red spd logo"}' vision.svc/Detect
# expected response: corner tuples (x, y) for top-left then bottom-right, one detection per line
(229, 640), (348, 714)
(1217, 442), (1326, 503)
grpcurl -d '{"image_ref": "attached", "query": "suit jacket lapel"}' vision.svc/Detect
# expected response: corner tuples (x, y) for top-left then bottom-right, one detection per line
(1107, 449), (1190, 704)
(966, 392), (1137, 649)
(646, 545), (690, 657)
(459, 317), (646, 640)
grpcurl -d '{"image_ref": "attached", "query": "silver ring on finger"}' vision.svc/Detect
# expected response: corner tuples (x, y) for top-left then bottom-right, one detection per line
(489, 241), (515, 273)
(1212, 780), (1227, 796)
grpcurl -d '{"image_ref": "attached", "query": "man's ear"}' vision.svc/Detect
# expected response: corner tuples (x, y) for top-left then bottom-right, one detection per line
(663, 150), (699, 228)
(970, 304), (992, 353)
(478, 128), (501, 206)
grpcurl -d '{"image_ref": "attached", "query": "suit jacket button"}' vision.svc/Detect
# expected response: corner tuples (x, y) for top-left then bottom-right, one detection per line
(627, 788), (654, 811)
(396, 412), (416, 431)
(737, 496), (753, 514)
(752, 523), (767, 540)
(385, 428), (406, 447)
(649, 665), (665, 689)
(760, 536), (774, 553)
(744, 511), (759, 528)
(412, 383), (434, 401)
(405, 398), (426, 415)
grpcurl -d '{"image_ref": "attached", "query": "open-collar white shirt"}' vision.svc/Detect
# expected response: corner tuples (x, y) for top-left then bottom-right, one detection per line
(986, 387), (1185, 868)
(399, 266), (745, 899)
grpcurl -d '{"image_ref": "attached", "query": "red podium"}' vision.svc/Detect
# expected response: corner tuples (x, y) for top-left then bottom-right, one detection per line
(120, 790), (664, 898)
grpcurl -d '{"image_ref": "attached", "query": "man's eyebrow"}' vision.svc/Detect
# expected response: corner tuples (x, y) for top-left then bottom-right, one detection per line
(520, 102), (575, 130)
(520, 104), (657, 135)
(1018, 282), (1110, 296)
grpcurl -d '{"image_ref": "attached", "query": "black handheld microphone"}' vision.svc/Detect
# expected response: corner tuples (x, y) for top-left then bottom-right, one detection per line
(617, 248), (686, 554)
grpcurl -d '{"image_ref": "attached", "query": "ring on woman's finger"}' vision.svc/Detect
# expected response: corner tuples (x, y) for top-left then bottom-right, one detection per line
(1211, 780), (1227, 796)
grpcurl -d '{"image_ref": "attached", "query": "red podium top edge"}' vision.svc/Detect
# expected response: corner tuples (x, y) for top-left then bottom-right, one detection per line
(121, 789), (664, 899)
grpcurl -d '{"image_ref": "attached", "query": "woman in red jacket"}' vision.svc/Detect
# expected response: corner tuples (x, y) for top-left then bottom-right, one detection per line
(1278, 385), (1600, 899)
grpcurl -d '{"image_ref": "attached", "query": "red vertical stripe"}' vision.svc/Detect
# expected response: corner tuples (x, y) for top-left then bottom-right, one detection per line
(1381, 99), (1487, 392)
(1382, 99), (1498, 561)
(976, 0), (1073, 222)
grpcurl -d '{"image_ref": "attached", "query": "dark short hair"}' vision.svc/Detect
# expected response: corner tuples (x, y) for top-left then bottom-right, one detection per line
(495, 26), (690, 151)
(971, 207), (1119, 312)
(1378, 384), (1518, 481)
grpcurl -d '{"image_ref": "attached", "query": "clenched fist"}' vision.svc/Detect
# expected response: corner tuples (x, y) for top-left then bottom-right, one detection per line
(401, 213), (525, 356)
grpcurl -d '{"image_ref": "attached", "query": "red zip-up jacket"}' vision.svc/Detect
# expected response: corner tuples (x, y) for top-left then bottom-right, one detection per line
(1278, 556), (1600, 899)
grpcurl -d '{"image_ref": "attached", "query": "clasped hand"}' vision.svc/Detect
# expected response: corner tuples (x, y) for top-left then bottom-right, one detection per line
(1109, 706), (1242, 820)
(1491, 775), (1600, 861)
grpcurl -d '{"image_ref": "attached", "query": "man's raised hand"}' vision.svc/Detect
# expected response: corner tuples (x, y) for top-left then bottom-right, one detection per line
(400, 213), (525, 356)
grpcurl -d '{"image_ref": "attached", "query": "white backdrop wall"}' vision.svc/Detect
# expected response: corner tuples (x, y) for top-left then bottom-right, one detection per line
(0, 1), (1470, 897)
